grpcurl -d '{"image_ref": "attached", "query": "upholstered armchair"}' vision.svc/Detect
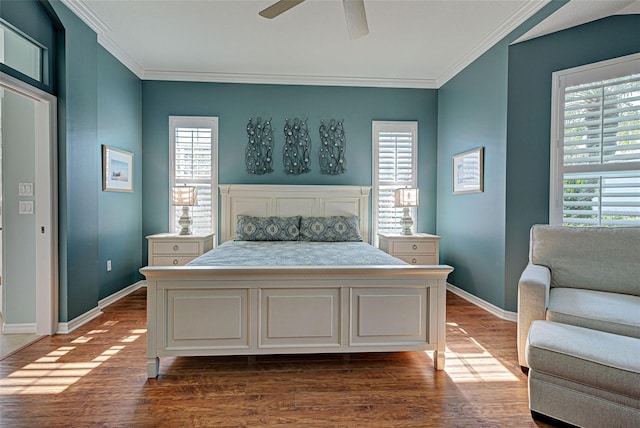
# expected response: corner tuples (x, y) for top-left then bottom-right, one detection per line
(517, 224), (640, 368)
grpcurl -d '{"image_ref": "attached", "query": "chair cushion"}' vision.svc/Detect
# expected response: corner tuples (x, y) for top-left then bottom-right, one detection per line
(526, 321), (640, 399)
(547, 288), (640, 340)
(530, 225), (640, 296)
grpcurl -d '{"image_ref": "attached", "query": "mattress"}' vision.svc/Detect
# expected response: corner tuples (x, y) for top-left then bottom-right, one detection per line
(187, 240), (407, 266)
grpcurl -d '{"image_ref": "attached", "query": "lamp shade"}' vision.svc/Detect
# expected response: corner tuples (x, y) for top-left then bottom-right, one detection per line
(394, 187), (419, 208)
(172, 186), (197, 206)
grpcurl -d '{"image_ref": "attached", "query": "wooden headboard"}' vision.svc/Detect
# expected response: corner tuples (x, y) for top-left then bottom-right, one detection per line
(219, 185), (371, 243)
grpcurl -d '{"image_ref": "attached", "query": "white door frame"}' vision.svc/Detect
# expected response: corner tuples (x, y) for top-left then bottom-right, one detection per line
(0, 72), (58, 335)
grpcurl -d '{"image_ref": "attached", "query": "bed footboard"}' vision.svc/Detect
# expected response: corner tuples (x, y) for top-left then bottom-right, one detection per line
(141, 265), (453, 378)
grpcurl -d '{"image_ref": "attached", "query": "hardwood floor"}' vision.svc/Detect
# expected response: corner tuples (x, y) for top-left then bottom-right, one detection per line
(0, 288), (553, 427)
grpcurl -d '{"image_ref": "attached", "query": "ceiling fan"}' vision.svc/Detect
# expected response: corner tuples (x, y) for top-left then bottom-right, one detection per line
(259, 0), (369, 40)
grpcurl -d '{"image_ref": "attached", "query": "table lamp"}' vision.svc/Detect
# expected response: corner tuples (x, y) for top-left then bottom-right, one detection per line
(172, 186), (197, 235)
(394, 187), (419, 235)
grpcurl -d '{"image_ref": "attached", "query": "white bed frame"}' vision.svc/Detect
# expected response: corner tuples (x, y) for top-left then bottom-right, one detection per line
(141, 185), (453, 378)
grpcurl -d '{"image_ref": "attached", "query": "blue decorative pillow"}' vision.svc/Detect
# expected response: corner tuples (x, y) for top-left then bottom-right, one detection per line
(236, 216), (300, 241)
(299, 216), (363, 242)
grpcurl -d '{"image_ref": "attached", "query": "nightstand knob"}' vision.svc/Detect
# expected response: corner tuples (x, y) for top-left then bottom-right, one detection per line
(173, 245), (179, 251)
(412, 244), (418, 250)
(172, 259), (179, 265)
(411, 258), (417, 264)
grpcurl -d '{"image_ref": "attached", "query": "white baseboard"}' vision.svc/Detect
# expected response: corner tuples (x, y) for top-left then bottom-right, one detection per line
(57, 280), (147, 334)
(98, 280), (146, 310)
(2, 322), (37, 334)
(446, 283), (517, 322)
(57, 307), (103, 334)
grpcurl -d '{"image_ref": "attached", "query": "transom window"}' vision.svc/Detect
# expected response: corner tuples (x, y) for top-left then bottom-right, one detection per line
(0, 21), (43, 83)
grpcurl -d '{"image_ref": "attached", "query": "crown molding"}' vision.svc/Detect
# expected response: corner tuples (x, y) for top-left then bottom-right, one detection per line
(142, 70), (439, 89)
(61, 0), (110, 35)
(61, 0), (145, 78)
(61, 0), (435, 88)
(436, 0), (550, 87)
(514, 0), (638, 45)
(97, 34), (145, 78)
(62, 0), (548, 89)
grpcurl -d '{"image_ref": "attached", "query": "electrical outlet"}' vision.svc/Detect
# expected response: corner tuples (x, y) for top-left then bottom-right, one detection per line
(106, 260), (112, 271)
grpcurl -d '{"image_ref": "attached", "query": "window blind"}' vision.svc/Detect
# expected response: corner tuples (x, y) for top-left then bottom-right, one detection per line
(560, 72), (640, 226)
(169, 117), (218, 235)
(373, 122), (417, 237)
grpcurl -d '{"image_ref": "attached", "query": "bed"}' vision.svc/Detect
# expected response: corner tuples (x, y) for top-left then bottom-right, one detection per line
(140, 184), (453, 378)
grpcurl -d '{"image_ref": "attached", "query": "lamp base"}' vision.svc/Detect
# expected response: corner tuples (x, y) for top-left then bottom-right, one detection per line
(178, 206), (192, 235)
(400, 207), (414, 235)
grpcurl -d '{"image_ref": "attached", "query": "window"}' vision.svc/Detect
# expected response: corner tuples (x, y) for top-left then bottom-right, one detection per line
(372, 121), (418, 242)
(550, 54), (640, 227)
(0, 21), (43, 83)
(169, 116), (218, 235)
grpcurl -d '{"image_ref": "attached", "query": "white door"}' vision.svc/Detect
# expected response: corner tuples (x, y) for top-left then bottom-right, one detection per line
(0, 72), (58, 335)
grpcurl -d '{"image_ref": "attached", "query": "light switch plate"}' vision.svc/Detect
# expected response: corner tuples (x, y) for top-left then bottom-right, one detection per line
(19, 182), (34, 197)
(19, 201), (34, 215)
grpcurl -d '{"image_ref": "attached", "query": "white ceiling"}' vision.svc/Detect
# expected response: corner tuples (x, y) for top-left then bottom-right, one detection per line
(61, 0), (639, 89)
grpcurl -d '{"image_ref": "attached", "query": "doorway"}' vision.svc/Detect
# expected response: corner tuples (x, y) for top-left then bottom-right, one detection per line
(0, 72), (57, 351)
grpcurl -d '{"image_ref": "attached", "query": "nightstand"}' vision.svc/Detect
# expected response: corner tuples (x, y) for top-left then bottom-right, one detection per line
(146, 233), (215, 266)
(378, 233), (440, 265)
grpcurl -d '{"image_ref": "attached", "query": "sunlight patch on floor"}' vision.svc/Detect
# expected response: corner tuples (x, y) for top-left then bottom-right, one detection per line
(0, 326), (144, 395)
(437, 322), (519, 383)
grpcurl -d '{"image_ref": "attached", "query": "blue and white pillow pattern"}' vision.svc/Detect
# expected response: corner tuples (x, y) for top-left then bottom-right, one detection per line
(236, 215), (300, 241)
(235, 215), (363, 242)
(299, 216), (362, 242)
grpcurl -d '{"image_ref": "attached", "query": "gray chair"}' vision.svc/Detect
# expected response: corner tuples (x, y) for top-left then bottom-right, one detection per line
(517, 225), (640, 427)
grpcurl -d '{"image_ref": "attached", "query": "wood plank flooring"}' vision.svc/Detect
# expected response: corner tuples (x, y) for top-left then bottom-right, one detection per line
(0, 289), (552, 427)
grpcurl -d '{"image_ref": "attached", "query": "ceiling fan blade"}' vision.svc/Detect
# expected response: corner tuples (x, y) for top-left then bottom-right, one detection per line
(343, 0), (369, 39)
(259, 0), (305, 19)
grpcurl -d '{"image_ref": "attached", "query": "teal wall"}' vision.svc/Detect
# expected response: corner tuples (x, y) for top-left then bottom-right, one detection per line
(5, 0), (638, 323)
(437, 40), (510, 307)
(504, 14), (640, 311)
(20, 0), (144, 322)
(436, 1), (565, 311)
(142, 82), (438, 256)
(97, 46), (143, 300)
(50, 0), (99, 322)
(438, 8), (639, 313)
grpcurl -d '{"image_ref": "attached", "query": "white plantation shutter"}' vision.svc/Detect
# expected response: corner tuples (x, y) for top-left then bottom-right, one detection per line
(551, 55), (640, 226)
(373, 121), (418, 240)
(169, 116), (218, 234)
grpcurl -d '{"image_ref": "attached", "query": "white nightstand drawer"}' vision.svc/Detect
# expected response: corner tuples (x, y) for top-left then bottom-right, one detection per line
(396, 254), (437, 265)
(147, 233), (215, 267)
(153, 256), (195, 266)
(393, 240), (436, 255)
(153, 241), (200, 255)
(378, 233), (440, 265)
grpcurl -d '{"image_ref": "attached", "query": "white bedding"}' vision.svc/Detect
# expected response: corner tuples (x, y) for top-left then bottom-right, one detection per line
(187, 240), (407, 266)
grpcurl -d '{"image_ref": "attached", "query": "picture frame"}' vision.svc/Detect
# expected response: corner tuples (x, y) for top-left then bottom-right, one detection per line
(102, 145), (134, 192)
(453, 147), (484, 194)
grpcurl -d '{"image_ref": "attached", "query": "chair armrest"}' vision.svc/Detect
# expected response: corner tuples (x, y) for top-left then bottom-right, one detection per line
(517, 263), (551, 368)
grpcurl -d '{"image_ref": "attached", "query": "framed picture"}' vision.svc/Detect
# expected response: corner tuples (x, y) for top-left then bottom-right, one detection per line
(102, 145), (134, 192)
(453, 147), (484, 194)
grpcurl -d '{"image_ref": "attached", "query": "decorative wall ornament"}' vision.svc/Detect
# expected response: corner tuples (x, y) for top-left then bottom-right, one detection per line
(245, 117), (274, 175)
(319, 119), (346, 175)
(283, 118), (311, 175)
